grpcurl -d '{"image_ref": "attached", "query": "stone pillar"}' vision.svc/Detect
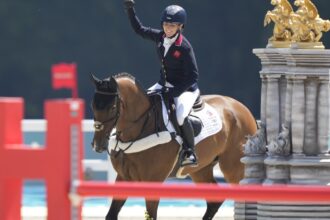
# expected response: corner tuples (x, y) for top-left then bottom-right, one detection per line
(265, 75), (281, 142)
(304, 78), (318, 155)
(234, 122), (267, 220)
(291, 76), (306, 155)
(318, 77), (329, 154)
(260, 76), (268, 123)
(284, 77), (293, 125)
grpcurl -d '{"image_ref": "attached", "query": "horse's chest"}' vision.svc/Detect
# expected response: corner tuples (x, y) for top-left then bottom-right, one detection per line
(110, 152), (138, 180)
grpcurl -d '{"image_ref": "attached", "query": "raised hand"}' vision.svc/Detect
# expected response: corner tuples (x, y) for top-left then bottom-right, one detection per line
(123, 0), (135, 9)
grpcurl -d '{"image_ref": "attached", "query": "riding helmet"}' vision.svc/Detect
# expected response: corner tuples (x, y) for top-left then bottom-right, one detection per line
(161, 5), (187, 25)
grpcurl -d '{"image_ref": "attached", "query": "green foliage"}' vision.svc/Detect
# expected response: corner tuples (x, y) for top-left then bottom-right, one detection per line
(0, 0), (329, 118)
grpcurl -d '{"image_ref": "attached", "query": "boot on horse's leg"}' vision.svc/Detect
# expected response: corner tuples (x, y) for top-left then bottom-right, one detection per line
(179, 117), (198, 167)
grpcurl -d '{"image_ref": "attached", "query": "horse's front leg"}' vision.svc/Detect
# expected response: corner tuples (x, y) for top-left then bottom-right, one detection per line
(145, 200), (160, 220)
(105, 198), (127, 220)
(105, 175), (127, 220)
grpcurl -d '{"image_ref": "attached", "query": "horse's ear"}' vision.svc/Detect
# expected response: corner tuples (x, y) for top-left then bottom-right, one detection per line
(90, 74), (102, 87)
(108, 76), (118, 92)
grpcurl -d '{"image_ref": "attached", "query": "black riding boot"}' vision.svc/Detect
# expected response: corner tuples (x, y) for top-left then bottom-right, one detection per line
(179, 117), (198, 167)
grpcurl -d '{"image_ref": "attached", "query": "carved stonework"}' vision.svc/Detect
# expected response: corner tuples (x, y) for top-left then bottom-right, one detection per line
(249, 43), (330, 220)
(244, 122), (267, 155)
(267, 123), (291, 157)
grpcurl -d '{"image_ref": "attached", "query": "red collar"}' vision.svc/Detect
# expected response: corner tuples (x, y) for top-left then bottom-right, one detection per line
(175, 34), (183, 46)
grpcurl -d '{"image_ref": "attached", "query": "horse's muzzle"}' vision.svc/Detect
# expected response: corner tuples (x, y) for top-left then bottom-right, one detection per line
(91, 139), (109, 153)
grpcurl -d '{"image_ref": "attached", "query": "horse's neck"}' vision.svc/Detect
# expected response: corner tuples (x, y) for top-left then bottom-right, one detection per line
(118, 79), (150, 121)
(116, 79), (152, 141)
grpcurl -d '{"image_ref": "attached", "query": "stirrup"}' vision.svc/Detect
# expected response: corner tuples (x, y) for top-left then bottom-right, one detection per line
(179, 150), (198, 167)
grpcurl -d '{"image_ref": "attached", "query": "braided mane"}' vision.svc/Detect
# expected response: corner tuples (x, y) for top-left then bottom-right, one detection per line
(113, 72), (136, 81)
(113, 72), (146, 95)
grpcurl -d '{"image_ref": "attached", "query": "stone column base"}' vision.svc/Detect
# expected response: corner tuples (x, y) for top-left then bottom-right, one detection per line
(289, 155), (330, 185)
(234, 202), (257, 220)
(257, 202), (330, 220)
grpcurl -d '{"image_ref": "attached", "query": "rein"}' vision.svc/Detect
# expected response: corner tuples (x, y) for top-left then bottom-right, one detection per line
(112, 104), (153, 156)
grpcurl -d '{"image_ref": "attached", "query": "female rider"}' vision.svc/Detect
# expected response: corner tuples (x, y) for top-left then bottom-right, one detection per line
(123, 0), (200, 167)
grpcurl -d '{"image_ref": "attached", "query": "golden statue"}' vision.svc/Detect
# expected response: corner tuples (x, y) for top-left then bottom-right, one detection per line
(264, 0), (293, 47)
(290, 0), (330, 48)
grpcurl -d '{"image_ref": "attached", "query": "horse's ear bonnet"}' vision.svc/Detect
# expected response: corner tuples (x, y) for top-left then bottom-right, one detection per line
(90, 74), (118, 94)
(91, 75), (118, 110)
(90, 74), (102, 87)
(108, 77), (118, 93)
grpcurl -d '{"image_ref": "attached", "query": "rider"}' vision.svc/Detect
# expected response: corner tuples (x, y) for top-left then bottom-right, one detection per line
(123, 0), (200, 167)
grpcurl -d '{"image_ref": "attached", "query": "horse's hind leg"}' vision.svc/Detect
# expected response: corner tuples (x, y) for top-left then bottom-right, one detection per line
(145, 200), (160, 220)
(190, 163), (223, 220)
(218, 144), (244, 183)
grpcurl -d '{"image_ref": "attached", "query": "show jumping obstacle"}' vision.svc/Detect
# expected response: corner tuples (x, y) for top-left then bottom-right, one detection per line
(1, 97), (330, 220)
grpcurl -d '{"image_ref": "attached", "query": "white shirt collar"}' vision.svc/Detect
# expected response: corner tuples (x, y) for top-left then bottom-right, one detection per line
(163, 33), (178, 56)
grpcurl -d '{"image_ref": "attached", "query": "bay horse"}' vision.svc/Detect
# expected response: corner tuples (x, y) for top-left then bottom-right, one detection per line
(90, 73), (257, 220)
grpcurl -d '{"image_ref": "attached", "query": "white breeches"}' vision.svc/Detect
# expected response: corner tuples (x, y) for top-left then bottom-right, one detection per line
(148, 83), (200, 126)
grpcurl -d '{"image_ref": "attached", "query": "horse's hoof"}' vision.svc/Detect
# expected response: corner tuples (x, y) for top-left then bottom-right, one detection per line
(180, 157), (198, 167)
(180, 161), (198, 167)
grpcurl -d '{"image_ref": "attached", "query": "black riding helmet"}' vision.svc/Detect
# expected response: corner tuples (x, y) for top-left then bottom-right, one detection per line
(161, 5), (187, 26)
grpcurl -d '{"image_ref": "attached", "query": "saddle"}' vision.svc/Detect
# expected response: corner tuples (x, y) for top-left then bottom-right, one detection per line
(148, 90), (204, 138)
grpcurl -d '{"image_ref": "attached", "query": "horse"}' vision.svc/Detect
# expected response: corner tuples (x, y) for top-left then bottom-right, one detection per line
(90, 73), (257, 220)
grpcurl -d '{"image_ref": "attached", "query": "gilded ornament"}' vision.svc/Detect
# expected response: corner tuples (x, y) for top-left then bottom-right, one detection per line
(264, 0), (330, 49)
(290, 0), (330, 49)
(264, 0), (293, 48)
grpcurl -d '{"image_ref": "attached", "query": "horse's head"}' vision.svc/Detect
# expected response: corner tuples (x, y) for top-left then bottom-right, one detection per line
(90, 74), (120, 153)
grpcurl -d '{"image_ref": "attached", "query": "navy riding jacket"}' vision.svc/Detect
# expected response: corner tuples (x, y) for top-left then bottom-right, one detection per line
(126, 7), (199, 97)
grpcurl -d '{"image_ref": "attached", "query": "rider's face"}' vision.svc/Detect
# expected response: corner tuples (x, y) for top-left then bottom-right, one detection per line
(163, 22), (182, 38)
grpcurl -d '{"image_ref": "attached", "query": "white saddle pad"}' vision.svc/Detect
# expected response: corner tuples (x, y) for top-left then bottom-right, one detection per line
(161, 100), (222, 145)
(108, 98), (222, 154)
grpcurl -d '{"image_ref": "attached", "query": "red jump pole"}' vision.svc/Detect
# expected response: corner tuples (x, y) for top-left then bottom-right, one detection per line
(76, 181), (330, 203)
